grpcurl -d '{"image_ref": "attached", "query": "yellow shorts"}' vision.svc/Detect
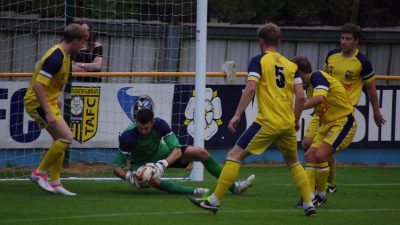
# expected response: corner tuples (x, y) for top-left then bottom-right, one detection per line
(311, 113), (357, 151)
(236, 122), (298, 158)
(24, 101), (62, 129)
(304, 114), (319, 138)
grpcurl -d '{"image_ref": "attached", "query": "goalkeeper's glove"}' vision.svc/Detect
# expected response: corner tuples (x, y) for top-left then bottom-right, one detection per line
(146, 159), (168, 181)
(125, 171), (137, 187)
(125, 170), (133, 181)
(126, 170), (146, 189)
(155, 159), (168, 174)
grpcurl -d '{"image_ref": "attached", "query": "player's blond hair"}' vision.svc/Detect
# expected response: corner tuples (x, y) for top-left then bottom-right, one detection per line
(63, 23), (88, 43)
(257, 22), (281, 46)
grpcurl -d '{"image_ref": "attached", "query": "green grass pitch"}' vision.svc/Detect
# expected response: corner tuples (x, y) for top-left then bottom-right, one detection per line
(1, 166), (399, 225)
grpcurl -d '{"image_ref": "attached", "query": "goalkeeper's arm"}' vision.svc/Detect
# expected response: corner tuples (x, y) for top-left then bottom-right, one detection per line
(150, 147), (182, 178)
(113, 151), (130, 180)
(164, 147), (182, 166)
(113, 167), (128, 180)
(114, 166), (139, 188)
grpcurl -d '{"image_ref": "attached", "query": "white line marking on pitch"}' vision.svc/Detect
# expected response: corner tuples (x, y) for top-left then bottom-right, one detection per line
(197, 180), (400, 186)
(237, 183), (400, 186)
(2, 208), (400, 223)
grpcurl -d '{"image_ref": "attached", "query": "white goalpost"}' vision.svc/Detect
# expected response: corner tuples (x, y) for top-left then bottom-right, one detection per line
(190, 0), (207, 182)
(0, 0), (207, 181)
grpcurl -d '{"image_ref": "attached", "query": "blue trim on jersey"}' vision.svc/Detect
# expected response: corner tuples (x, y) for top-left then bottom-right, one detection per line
(355, 51), (375, 80)
(118, 118), (172, 154)
(118, 127), (138, 154)
(310, 71), (330, 90)
(236, 122), (261, 150)
(153, 118), (172, 137)
(41, 49), (64, 78)
(295, 70), (301, 78)
(248, 53), (265, 79)
(324, 49), (341, 65)
(294, 70), (303, 84)
(332, 113), (355, 149)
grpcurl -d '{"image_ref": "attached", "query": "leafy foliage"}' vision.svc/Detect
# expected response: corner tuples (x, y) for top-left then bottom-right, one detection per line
(1, 0), (399, 26)
(208, 0), (399, 26)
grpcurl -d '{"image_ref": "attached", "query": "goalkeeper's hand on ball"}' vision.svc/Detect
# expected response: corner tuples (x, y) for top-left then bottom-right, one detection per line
(155, 159), (168, 172)
(125, 171), (139, 188)
(146, 159), (168, 181)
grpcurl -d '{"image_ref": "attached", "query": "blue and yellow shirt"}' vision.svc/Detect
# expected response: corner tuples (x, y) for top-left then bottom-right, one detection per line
(309, 71), (354, 123)
(324, 48), (375, 105)
(24, 44), (70, 108)
(248, 51), (301, 129)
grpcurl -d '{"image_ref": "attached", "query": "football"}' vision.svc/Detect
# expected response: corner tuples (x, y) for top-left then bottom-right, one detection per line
(134, 165), (156, 188)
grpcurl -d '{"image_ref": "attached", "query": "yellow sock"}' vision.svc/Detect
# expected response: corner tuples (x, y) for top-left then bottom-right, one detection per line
(305, 163), (316, 194)
(316, 162), (329, 192)
(213, 160), (240, 200)
(289, 163), (312, 204)
(50, 150), (65, 182)
(327, 160), (336, 186)
(38, 140), (70, 172)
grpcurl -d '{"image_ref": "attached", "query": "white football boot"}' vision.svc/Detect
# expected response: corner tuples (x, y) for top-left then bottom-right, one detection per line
(52, 184), (77, 196)
(194, 188), (210, 196)
(30, 169), (55, 193)
(233, 174), (255, 194)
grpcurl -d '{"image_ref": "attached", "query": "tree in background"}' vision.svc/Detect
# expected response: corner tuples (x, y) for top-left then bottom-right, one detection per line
(1, 0), (399, 27)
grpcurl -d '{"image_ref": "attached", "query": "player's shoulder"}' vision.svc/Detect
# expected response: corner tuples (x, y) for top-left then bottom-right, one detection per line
(326, 48), (341, 59)
(248, 53), (265, 75)
(355, 50), (371, 65)
(44, 46), (65, 64)
(153, 118), (172, 135)
(118, 124), (139, 153)
(249, 53), (265, 64)
(120, 124), (137, 136)
(280, 55), (297, 71)
(311, 70), (329, 77)
(154, 117), (168, 126)
(310, 70), (324, 80)
(119, 124), (138, 144)
(310, 70), (330, 87)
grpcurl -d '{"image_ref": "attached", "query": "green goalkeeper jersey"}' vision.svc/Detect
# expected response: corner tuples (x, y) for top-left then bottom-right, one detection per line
(114, 118), (181, 170)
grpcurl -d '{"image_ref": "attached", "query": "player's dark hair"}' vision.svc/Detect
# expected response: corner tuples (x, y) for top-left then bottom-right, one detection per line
(291, 56), (312, 73)
(341, 23), (362, 40)
(136, 108), (154, 124)
(257, 22), (281, 46)
(63, 23), (87, 43)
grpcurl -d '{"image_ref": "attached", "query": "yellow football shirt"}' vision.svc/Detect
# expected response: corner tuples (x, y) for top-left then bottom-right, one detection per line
(324, 48), (375, 106)
(309, 71), (354, 123)
(247, 51), (301, 129)
(24, 44), (71, 108)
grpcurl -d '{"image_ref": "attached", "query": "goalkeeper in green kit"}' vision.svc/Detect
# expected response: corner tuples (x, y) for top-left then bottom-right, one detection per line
(113, 95), (255, 195)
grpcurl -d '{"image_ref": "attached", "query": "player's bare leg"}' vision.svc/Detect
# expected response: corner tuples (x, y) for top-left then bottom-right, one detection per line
(284, 154), (316, 216)
(301, 137), (313, 153)
(327, 155), (337, 193)
(189, 145), (248, 213)
(181, 146), (254, 194)
(32, 118), (74, 195)
(312, 143), (335, 206)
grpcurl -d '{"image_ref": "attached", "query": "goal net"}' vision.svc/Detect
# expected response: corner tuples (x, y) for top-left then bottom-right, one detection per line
(0, 0), (202, 181)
